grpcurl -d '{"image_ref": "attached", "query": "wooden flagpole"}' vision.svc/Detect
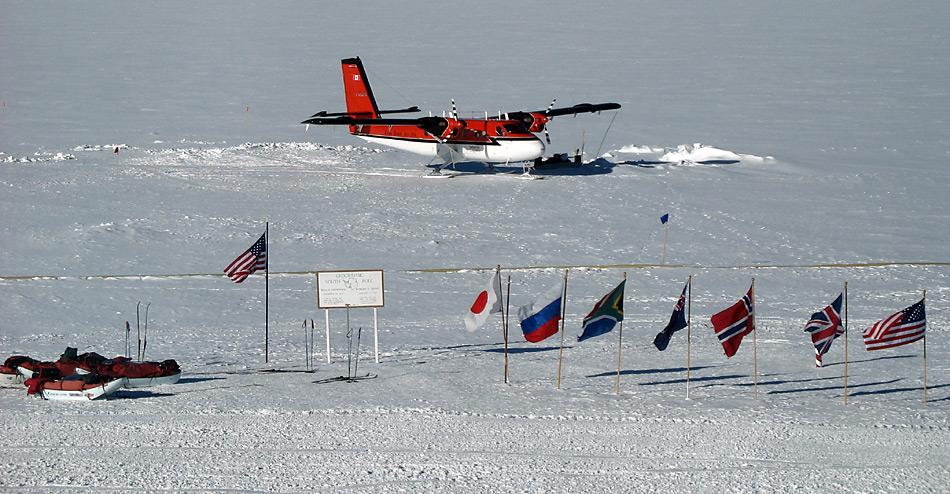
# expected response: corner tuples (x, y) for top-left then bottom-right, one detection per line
(686, 275), (692, 400)
(504, 273), (511, 384)
(494, 265), (505, 384)
(752, 277), (758, 400)
(923, 289), (928, 404)
(844, 281), (848, 405)
(615, 272), (627, 396)
(265, 221), (269, 364)
(662, 223), (669, 265)
(556, 269), (569, 390)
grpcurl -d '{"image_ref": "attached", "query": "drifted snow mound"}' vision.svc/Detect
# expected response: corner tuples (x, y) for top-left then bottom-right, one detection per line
(2, 152), (76, 164)
(617, 144), (666, 154)
(72, 144), (131, 152)
(616, 143), (772, 164)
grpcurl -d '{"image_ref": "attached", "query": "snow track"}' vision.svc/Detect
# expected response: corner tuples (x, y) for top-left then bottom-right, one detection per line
(3, 403), (947, 492)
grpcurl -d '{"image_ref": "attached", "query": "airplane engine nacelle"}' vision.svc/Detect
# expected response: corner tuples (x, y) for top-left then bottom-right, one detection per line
(441, 119), (466, 139)
(507, 111), (549, 133)
(526, 113), (549, 133)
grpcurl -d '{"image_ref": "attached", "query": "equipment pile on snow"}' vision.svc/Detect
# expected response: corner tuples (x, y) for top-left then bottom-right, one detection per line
(58, 347), (182, 388)
(1, 348), (182, 401)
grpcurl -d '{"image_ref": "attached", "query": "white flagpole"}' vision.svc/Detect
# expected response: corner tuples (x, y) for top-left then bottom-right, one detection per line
(556, 269), (569, 390)
(373, 307), (379, 364)
(325, 309), (331, 364)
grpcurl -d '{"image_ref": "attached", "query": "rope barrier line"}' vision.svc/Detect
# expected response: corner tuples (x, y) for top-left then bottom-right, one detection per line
(1, 261), (948, 282)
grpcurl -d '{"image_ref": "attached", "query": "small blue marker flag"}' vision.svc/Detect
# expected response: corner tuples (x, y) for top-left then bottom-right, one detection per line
(660, 213), (670, 224)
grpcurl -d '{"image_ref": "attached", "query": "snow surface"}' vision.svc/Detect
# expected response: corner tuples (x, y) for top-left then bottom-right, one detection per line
(2, 1), (950, 492)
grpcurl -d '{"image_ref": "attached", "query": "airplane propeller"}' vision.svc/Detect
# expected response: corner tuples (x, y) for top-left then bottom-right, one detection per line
(543, 98), (556, 144)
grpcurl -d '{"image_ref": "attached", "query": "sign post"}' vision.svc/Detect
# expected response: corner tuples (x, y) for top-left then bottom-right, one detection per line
(316, 270), (385, 364)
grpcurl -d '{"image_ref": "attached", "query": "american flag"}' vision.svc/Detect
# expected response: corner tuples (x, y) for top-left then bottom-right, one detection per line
(863, 299), (926, 351)
(804, 293), (845, 367)
(710, 285), (754, 358)
(224, 233), (267, 283)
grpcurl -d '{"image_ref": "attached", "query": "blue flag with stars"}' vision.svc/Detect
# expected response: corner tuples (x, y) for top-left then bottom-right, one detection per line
(654, 280), (688, 350)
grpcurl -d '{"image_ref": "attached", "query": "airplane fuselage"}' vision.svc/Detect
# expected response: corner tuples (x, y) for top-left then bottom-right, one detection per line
(351, 120), (545, 163)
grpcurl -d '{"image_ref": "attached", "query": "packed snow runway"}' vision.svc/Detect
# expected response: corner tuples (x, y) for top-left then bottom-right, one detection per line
(3, 0), (950, 492)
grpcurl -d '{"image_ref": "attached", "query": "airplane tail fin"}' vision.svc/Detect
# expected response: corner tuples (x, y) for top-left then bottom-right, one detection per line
(340, 57), (380, 119)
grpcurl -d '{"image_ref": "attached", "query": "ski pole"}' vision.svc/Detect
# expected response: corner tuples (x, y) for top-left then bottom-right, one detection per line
(136, 302), (141, 361)
(142, 303), (150, 361)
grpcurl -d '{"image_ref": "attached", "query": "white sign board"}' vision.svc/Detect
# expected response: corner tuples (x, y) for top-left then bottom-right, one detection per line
(316, 270), (385, 309)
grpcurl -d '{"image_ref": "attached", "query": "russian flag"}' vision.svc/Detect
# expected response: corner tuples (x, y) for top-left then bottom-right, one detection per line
(518, 282), (564, 343)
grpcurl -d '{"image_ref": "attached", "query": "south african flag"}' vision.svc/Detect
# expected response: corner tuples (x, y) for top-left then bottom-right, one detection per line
(578, 280), (625, 342)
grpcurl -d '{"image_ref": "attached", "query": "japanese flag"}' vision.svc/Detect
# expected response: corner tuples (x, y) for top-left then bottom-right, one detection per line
(464, 271), (504, 331)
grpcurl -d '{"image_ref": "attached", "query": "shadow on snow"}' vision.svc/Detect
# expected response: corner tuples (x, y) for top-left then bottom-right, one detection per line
(640, 374), (748, 386)
(587, 365), (714, 378)
(177, 376), (226, 384)
(427, 156), (738, 177)
(767, 378), (902, 395)
(820, 354), (916, 367)
(484, 345), (562, 354)
(849, 382), (950, 398)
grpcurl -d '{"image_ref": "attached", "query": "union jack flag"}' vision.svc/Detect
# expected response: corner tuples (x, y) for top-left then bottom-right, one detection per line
(710, 285), (754, 358)
(804, 293), (844, 367)
(863, 299), (926, 351)
(224, 232), (267, 283)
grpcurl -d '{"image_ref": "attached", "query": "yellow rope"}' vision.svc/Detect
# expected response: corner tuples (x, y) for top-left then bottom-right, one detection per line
(1, 261), (948, 281)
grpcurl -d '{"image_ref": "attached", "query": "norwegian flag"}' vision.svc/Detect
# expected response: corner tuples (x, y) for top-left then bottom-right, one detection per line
(710, 285), (754, 358)
(863, 299), (926, 351)
(224, 232), (267, 283)
(804, 293), (845, 367)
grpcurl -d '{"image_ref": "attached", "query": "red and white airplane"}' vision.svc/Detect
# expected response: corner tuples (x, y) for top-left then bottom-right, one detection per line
(302, 57), (621, 174)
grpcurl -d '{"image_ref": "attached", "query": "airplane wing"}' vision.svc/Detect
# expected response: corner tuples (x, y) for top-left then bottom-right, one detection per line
(301, 115), (453, 140)
(308, 106), (420, 118)
(301, 116), (426, 126)
(503, 102), (620, 126)
(500, 102), (620, 133)
(526, 102), (621, 117)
